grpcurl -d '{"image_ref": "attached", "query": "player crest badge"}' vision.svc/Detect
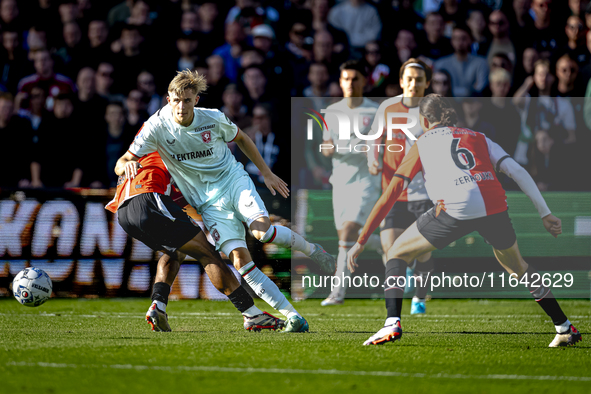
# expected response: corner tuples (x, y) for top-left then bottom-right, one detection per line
(202, 130), (212, 143)
(211, 228), (220, 242)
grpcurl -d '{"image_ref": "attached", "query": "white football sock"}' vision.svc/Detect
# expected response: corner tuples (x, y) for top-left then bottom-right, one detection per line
(262, 225), (313, 256)
(242, 305), (264, 317)
(239, 261), (301, 319)
(556, 319), (571, 333)
(385, 317), (400, 326)
(152, 300), (167, 312)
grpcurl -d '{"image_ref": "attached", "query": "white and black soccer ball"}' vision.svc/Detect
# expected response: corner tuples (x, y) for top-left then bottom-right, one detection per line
(12, 267), (53, 307)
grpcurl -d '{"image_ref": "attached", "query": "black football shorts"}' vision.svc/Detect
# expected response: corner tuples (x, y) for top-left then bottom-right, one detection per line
(381, 200), (434, 230)
(416, 207), (517, 250)
(117, 192), (200, 254)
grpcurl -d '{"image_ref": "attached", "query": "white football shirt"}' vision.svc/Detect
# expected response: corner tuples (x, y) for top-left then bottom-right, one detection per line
(128, 104), (246, 213)
(322, 98), (380, 186)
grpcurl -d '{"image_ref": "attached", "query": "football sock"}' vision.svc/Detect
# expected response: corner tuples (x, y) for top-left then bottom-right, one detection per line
(239, 261), (301, 319)
(414, 257), (434, 300)
(524, 266), (568, 326)
(555, 319), (572, 334)
(385, 258), (406, 319)
(227, 285), (262, 317)
(262, 225), (313, 256)
(385, 317), (401, 326)
(151, 282), (170, 311)
(328, 241), (354, 299)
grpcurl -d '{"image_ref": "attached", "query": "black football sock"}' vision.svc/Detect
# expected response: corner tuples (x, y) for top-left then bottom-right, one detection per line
(151, 282), (171, 305)
(385, 258), (406, 319)
(227, 285), (256, 314)
(414, 258), (434, 300)
(524, 266), (567, 326)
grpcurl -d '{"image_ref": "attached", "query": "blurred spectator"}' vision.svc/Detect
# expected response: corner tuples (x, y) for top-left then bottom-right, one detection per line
(58, 0), (79, 24)
(95, 61), (124, 103)
(175, 31), (200, 71)
(31, 93), (82, 188)
(0, 29), (30, 94)
(312, 29), (340, 78)
(0, 0), (25, 33)
(562, 15), (590, 66)
(55, 21), (86, 79)
(585, 2), (591, 29)
(225, 0), (280, 30)
(487, 10), (516, 67)
(327, 0), (381, 51)
(85, 19), (112, 68)
(16, 86), (46, 130)
(286, 20), (313, 62)
(507, 0), (534, 39)
(25, 25), (49, 60)
(429, 69), (454, 96)
(104, 101), (134, 187)
(514, 46), (539, 85)
(527, 0), (561, 59)
(416, 12), (454, 64)
(73, 67), (107, 127)
(17, 49), (76, 112)
(554, 53), (583, 96)
(243, 103), (282, 187)
(213, 21), (246, 83)
(124, 89), (148, 130)
(483, 68), (521, 157)
(310, 0), (348, 54)
(200, 54), (228, 110)
(127, 0), (153, 27)
(466, 9), (490, 56)
(194, 3), (224, 56)
(435, 26), (489, 96)
(221, 84), (251, 130)
(240, 48), (265, 69)
(242, 64), (271, 109)
(303, 62), (331, 98)
(136, 70), (162, 115)
(0, 92), (34, 187)
(363, 40), (389, 95)
(108, 0), (133, 27)
(111, 24), (150, 93)
(380, 0), (424, 39)
(440, 0), (466, 37)
(392, 29), (418, 72)
(569, 0), (589, 16)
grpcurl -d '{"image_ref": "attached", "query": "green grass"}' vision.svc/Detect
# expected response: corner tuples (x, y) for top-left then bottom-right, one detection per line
(0, 298), (589, 394)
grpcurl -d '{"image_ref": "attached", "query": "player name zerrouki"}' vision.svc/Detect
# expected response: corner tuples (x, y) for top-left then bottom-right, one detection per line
(319, 143), (404, 153)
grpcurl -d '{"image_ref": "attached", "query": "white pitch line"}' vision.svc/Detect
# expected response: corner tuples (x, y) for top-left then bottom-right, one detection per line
(5, 361), (591, 382)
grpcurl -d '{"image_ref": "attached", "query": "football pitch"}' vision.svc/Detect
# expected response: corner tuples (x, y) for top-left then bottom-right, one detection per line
(0, 298), (589, 394)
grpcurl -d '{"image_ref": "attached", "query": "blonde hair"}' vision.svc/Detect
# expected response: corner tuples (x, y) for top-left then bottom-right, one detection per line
(489, 68), (511, 84)
(168, 69), (208, 96)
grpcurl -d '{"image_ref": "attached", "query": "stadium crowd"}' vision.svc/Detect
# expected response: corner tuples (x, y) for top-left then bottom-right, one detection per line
(0, 0), (589, 192)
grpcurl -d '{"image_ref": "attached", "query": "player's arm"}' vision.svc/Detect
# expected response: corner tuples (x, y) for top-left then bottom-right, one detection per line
(348, 144), (422, 271)
(233, 128), (290, 198)
(490, 139), (561, 237)
(115, 151), (142, 179)
(321, 121), (335, 157)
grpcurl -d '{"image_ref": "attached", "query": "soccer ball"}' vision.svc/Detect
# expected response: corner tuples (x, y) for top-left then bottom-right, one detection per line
(12, 267), (53, 307)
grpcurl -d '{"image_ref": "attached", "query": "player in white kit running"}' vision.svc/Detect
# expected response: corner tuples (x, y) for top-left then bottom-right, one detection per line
(115, 70), (336, 332)
(320, 60), (381, 305)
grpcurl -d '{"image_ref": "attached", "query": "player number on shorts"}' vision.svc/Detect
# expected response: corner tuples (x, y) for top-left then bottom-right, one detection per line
(450, 138), (476, 170)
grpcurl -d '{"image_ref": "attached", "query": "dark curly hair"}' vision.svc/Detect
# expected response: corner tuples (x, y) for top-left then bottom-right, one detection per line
(419, 93), (457, 127)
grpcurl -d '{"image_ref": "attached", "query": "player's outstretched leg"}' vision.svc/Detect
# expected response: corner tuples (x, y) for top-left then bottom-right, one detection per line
(258, 223), (336, 274)
(230, 247), (309, 332)
(493, 242), (582, 347)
